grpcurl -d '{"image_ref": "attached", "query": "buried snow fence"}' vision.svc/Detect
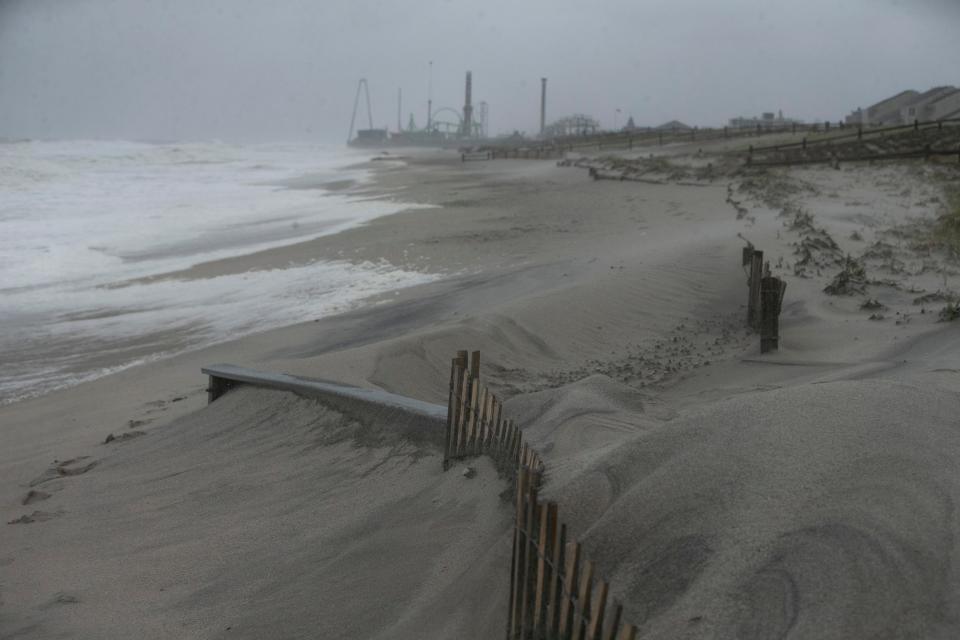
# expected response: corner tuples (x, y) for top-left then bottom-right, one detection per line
(444, 350), (638, 640)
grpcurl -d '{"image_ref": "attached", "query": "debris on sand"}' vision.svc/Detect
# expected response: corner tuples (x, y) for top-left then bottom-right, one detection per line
(861, 299), (884, 310)
(824, 256), (868, 296)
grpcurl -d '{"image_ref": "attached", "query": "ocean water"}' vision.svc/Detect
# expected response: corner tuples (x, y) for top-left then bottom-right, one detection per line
(0, 140), (436, 404)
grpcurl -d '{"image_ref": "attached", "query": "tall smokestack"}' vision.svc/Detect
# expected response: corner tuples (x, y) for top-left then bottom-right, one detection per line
(540, 77), (547, 137)
(462, 71), (473, 138)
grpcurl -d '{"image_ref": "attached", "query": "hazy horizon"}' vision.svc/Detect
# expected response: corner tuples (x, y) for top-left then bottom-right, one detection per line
(1, 0), (958, 143)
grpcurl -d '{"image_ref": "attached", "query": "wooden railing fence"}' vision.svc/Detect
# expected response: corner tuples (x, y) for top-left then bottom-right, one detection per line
(444, 350), (637, 640)
(745, 118), (960, 167)
(481, 120), (840, 161)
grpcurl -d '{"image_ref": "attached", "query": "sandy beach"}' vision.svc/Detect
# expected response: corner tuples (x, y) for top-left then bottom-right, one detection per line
(4, 139), (960, 639)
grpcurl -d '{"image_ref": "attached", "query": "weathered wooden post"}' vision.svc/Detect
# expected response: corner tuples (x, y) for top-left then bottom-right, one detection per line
(802, 137), (807, 150)
(760, 276), (786, 353)
(747, 249), (764, 329)
(444, 351), (468, 468)
(914, 118), (920, 131)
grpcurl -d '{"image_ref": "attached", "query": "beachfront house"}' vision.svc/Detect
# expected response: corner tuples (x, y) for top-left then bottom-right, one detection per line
(855, 89), (919, 126)
(847, 86), (959, 126)
(898, 86), (957, 124)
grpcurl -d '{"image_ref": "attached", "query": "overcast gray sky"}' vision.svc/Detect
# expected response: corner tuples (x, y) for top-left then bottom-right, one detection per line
(1, 0), (958, 142)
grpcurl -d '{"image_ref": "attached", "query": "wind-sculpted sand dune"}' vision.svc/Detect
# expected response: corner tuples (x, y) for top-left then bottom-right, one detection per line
(3, 387), (511, 639)
(534, 378), (960, 639)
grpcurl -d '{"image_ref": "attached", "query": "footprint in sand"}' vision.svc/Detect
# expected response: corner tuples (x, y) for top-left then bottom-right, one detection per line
(29, 457), (98, 487)
(104, 430), (146, 444)
(41, 592), (81, 609)
(7, 510), (63, 525)
(21, 489), (51, 505)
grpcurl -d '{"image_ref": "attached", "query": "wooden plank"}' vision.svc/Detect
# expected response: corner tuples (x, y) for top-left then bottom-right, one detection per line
(487, 393), (499, 454)
(760, 276), (785, 353)
(602, 603), (623, 640)
(444, 360), (462, 468)
(617, 624), (637, 640)
(572, 560), (595, 640)
(587, 580), (609, 640)
(466, 381), (480, 455)
(458, 369), (474, 457)
(512, 424), (522, 466)
(558, 542), (581, 638)
(747, 250), (764, 329)
(546, 522), (566, 637)
(200, 364), (446, 419)
(470, 350), (481, 379)
(454, 368), (471, 458)
(518, 475), (538, 634)
(480, 390), (494, 455)
(472, 386), (488, 455)
(509, 468), (530, 638)
(492, 405), (504, 461)
(533, 502), (557, 635)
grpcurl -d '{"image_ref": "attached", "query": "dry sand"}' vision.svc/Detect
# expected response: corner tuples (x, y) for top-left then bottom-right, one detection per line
(3, 141), (960, 638)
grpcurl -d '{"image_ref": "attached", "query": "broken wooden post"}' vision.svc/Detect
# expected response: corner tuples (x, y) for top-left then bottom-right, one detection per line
(747, 250), (764, 329)
(760, 275), (786, 353)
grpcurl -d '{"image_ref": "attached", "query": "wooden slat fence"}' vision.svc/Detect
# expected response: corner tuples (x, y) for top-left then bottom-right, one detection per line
(482, 120), (837, 161)
(444, 350), (637, 640)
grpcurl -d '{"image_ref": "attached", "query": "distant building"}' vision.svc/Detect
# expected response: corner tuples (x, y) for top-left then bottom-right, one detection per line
(846, 90), (919, 126)
(899, 87), (959, 123)
(656, 120), (692, 131)
(729, 110), (802, 129)
(924, 89), (960, 121)
(847, 87), (958, 126)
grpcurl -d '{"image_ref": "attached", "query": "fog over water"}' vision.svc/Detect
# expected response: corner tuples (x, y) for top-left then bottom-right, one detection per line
(1, 0), (959, 142)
